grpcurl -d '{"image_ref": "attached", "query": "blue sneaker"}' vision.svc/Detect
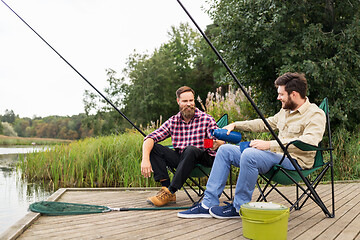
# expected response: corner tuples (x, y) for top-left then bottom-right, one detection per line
(177, 202), (212, 218)
(209, 202), (240, 219)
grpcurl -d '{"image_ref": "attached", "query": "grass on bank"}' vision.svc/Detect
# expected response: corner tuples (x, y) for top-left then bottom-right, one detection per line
(18, 130), (158, 190)
(17, 127), (360, 191)
(0, 134), (71, 146)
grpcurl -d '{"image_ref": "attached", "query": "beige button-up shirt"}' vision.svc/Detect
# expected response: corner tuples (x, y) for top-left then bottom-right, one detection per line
(233, 98), (326, 169)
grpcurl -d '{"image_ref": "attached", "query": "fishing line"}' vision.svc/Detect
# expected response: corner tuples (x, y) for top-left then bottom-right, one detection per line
(176, 0), (287, 154)
(1, 0), (146, 137)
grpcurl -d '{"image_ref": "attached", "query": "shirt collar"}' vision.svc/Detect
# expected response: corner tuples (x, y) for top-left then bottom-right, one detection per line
(297, 97), (310, 114)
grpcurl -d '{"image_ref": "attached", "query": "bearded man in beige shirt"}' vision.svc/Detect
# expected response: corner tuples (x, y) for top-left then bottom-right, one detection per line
(178, 72), (326, 219)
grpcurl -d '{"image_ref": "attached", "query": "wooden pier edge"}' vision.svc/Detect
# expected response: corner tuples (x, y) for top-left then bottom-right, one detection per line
(0, 188), (67, 240)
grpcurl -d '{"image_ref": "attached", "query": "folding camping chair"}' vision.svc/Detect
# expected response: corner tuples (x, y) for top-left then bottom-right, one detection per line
(168, 113), (233, 203)
(256, 98), (335, 218)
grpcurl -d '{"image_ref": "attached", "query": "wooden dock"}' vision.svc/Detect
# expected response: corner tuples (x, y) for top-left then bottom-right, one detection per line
(2, 182), (360, 239)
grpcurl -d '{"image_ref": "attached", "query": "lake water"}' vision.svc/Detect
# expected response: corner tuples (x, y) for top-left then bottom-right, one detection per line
(0, 146), (53, 235)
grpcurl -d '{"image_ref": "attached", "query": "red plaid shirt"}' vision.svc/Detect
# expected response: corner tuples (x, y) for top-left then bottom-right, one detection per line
(145, 108), (218, 156)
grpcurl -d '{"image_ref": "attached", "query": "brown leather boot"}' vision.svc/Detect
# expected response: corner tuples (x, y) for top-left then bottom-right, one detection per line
(147, 187), (176, 207)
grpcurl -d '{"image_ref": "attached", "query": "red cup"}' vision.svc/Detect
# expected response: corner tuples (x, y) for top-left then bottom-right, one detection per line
(204, 139), (213, 148)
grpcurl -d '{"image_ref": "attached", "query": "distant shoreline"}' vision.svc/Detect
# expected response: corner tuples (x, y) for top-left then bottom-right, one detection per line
(0, 135), (72, 145)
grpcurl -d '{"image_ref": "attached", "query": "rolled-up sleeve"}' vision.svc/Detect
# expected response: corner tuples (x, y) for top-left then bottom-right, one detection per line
(144, 119), (172, 143)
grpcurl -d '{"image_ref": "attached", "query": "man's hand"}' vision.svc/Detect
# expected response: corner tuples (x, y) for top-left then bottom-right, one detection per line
(211, 139), (225, 151)
(223, 123), (236, 135)
(141, 159), (153, 178)
(250, 140), (270, 150)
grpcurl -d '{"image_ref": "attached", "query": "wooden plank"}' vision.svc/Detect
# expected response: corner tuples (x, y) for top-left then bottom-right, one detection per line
(290, 183), (359, 239)
(334, 212), (360, 240)
(316, 191), (360, 239)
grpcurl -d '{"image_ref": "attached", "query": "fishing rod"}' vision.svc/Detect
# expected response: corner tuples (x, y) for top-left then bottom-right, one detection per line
(176, 0), (286, 154)
(176, 0), (330, 215)
(1, 0), (146, 137)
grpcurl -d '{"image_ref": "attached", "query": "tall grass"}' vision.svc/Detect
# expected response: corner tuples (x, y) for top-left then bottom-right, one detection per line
(330, 127), (360, 181)
(18, 130), (158, 190)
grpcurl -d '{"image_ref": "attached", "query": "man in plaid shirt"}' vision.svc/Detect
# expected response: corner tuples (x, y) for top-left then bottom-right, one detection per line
(141, 86), (224, 207)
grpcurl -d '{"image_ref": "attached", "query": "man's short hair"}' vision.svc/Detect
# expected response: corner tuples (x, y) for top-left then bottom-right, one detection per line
(274, 72), (307, 99)
(176, 86), (195, 99)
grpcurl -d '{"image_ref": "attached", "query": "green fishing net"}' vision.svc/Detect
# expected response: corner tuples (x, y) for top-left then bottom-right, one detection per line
(29, 201), (111, 216)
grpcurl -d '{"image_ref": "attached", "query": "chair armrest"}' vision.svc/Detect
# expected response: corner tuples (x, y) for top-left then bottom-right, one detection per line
(286, 140), (330, 152)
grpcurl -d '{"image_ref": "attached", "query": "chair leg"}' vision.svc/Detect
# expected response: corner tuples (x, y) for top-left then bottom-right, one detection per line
(256, 180), (267, 202)
(182, 184), (195, 203)
(230, 165), (233, 199)
(295, 185), (300, 210)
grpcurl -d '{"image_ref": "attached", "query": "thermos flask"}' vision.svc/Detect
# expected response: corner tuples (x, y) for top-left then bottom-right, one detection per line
(211, 129), (242, 144)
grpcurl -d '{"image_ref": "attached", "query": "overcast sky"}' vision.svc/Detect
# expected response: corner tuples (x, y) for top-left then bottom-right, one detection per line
(0, 0), (212, 118)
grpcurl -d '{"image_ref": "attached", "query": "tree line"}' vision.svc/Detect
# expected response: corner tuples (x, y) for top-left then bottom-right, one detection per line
(0, 109), (92, 140)
(85, 0), (360, 135)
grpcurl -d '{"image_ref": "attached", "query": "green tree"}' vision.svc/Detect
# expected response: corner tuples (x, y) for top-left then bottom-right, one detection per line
(207, 0), (360, 130)
(84, 23), (217, 130)
(2, 122), (17, 137)
(122, 23), (217, 125)
(2, 109), (16, 124)
(13, 118), (31, 137)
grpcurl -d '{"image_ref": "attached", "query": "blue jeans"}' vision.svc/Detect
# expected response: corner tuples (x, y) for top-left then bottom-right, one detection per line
(202, 144), (298, 211)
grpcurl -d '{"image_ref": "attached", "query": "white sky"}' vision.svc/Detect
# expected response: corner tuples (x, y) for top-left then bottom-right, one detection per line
(0, 0), (212, 118)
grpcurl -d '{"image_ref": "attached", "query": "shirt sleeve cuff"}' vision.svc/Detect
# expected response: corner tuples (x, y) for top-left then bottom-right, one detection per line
(269, 140), (280, 152)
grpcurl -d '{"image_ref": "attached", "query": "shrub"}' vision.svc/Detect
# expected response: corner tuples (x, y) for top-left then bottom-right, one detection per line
(2, 122), (18, 137)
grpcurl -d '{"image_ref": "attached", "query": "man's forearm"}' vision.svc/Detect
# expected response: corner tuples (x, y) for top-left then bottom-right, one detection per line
(142, 138), (155, 161)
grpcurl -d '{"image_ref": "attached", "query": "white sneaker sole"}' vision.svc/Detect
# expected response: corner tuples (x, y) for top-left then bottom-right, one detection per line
(209, 208), (241, 219)
(177, 212), (213, 219)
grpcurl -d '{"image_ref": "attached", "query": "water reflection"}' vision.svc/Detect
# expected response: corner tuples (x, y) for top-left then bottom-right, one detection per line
(0, 148), (53, 235)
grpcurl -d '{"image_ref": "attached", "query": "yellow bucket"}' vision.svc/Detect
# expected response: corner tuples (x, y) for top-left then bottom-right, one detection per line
(240, 202), (289, 240)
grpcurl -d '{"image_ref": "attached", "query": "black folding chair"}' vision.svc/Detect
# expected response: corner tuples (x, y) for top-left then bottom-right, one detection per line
(256, 98), (335, 218)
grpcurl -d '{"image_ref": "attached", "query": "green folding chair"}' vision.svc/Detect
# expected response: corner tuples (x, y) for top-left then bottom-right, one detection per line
(168, 113), (233, 203)
(256, 98), (335, 218)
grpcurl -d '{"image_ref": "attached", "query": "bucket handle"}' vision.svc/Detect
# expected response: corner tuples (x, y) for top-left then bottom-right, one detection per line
(240, 209), (289, 224)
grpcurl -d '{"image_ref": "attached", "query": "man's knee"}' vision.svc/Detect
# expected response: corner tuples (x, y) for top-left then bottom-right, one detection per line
(181, 146), (202, 161)
(217, 144), (240, 158)
(183, 145), (199, 153)
(182, 145), (204, 158)
(240, 148), (258, 168)
(217, 144), (235, 154)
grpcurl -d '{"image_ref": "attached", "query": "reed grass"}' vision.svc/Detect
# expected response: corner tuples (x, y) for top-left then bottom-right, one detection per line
(18, 130), (159, 190)
(328, 127), (360, 181)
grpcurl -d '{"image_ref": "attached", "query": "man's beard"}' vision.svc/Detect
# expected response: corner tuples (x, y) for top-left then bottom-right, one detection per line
(180, 106), (195, 119)
(283, 96), (297, 110)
